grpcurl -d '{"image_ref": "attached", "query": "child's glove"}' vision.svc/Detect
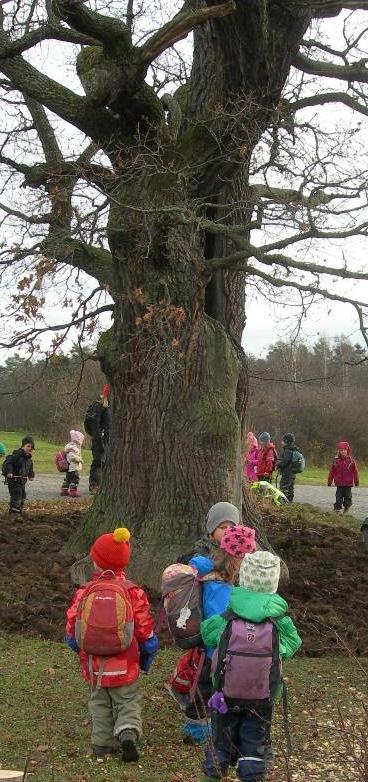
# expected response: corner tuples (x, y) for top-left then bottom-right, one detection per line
(139, 634), (159, 673)
(64, 634), (79, 653)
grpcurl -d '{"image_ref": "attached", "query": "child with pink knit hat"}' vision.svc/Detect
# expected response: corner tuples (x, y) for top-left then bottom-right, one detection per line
(60, 429), (84, 498)
(244, 432), (259, 482)
(182, 523), (257, 745)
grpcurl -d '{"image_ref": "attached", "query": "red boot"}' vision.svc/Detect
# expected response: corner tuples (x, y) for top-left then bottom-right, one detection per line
(68, 485), (80, 498)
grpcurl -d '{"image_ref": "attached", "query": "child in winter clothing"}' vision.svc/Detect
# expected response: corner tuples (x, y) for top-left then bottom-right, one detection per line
(3, 435), (35, 515)
(328, 440), (359, 513)
(65, 526), (158, 762)
(257, 432), (277, 483)
(244, 432), (259, 482)
(277, 432), (298, 502)
(61, 430), (84, 498)
(201, 551), (301, 782)
(183, 524), (256, 746)
(178, 501), (240, 564)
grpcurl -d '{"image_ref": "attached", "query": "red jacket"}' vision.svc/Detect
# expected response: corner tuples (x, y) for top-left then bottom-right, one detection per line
(257, 443), (277, 478)
(328, 456), (359, 487)
(66, 571), (154, 688)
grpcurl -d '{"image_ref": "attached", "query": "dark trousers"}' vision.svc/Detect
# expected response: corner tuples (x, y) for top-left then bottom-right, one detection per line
(8, 479), (26, 512)
(280, 472), (296, 502)
(61, 471), (79, 488)
(334, 486), (352, 511)
(89, 438), (105, 489)
(203, 708), (271, 781)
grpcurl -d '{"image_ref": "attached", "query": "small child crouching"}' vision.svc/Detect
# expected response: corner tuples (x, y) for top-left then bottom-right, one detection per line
(65, 527), (159, 761)
(61, 429), (84, 498)
(200, 551), (301, 782)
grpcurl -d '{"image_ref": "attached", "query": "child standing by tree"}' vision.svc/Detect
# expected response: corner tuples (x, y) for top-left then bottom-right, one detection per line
(244, 432), (259, 483)
(65, 526), (158, 762)
(200, 551), (301, 782)
(60, 429), (84, 498)
(257, 432), (277, 483)
(2, 435), (35, 516)
(328, 440), (359, 513)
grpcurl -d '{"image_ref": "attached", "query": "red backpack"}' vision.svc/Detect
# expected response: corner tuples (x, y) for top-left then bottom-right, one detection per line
(75, 572), (135, 676)
(55, 449), (68, 472)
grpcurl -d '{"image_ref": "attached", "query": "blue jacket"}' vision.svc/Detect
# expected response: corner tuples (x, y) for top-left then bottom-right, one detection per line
(189, 554), (233, 657)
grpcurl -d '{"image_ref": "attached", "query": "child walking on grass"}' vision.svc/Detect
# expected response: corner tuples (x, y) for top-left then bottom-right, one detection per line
(182, 521), (256, 746)
(60, 429), (84, 498)
(200, 551), (301, 782)
(328, 440), (359, 514)
(65, 526), (159, 762)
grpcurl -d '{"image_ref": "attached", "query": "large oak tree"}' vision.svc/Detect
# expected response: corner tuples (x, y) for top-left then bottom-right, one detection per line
(2, 0), (368, 581)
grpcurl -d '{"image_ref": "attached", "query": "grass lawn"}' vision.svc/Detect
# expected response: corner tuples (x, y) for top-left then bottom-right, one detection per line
(297, 465), (368, 487)
(0, 431), (92, 474)
(0, 634), (366, 782)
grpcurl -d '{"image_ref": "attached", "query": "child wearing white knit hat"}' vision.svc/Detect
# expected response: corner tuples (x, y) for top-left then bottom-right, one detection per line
(200, 550), (301, 782)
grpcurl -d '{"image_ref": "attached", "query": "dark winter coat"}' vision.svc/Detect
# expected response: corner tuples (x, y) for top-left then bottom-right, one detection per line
(3, 448), (34, 480)
(277, 446), (298, 475)
(88, 401), (110, 445)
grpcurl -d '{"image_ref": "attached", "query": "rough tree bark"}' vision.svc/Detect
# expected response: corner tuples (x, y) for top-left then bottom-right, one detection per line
(64, 2), (312, 583)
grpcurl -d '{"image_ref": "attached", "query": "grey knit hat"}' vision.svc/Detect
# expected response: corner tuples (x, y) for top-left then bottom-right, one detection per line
(239, 551), (281, 594)
(206, 502), (239, 535)
(259, 432), (271, 444)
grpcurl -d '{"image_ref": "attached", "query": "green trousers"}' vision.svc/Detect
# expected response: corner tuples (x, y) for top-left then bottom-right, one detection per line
(88, 681), (142, 747)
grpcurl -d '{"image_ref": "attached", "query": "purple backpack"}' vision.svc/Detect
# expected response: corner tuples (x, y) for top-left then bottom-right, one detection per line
(211, 616), (282, 710)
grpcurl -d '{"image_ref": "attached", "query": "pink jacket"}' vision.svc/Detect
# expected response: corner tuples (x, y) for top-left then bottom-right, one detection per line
(244, 445), (259, 482)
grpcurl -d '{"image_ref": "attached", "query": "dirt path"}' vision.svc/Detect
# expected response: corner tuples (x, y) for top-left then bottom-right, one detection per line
(0, 475), (367, 520)
(294, 484), (368, 521)
(0, 474), (90, 502)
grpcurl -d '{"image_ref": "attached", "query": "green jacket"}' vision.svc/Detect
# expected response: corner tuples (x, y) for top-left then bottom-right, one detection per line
(200, 587), (302, 661)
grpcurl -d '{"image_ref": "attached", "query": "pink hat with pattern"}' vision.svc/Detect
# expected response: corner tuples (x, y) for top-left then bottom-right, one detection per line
(70, 429), (84, 446)
(220, 525), (256, 558)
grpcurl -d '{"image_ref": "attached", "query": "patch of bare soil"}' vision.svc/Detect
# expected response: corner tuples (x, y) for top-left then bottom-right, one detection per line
(0, 501), (367, 656)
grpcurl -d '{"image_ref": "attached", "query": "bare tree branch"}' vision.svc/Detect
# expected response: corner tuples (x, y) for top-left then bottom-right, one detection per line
(293, 50), (368, 82)
(289, 90), (368, 118)
(139, 0), (236, 65)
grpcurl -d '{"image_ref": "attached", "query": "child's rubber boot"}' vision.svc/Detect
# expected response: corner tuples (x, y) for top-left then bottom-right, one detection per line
(118, 729), (139, 763)
(60, 485), (69, 496)
(183, 721), (211, 745)
(68, 485), (80, 498)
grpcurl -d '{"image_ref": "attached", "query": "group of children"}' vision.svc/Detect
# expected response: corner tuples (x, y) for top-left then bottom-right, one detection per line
(244, 432), (360, 511)
(2, 429), (85, 514)
(64, 502), (302, 781)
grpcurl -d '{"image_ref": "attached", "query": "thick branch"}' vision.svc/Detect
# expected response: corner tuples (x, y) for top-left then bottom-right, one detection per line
(250, 183), (337, 207)
(42, 234), (114, 289)
(0, 36), (122, 147)
(289, 91), (368, 118)
(140, 0), (236, 65)
(25, 98), (63, 165)
(0, 22), (97, 58)
(293, 51), (368, 83)
(53, 0), (130, 46)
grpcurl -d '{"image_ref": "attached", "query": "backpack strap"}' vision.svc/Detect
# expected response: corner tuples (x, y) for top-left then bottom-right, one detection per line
(189, 649), (206, 702)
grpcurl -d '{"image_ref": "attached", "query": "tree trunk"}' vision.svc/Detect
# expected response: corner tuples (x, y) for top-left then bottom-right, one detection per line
(66, 2), (312, 586)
